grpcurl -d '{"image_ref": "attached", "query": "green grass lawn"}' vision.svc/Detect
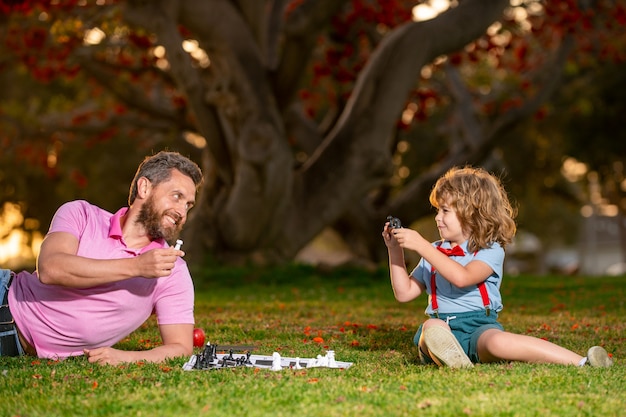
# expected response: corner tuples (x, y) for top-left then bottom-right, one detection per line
(1, 265), (624, 417)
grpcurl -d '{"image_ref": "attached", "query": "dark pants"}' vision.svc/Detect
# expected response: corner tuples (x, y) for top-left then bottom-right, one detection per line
(0, 269), (25, 357)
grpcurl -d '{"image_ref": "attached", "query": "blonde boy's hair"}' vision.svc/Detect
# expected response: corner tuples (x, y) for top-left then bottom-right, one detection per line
(429, 166), (517, 253)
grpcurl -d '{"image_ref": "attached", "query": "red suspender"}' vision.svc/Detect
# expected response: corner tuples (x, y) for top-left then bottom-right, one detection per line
(477, 281), (491, 315)
(430, 266), (439, 316)
(429, 248), (491, 317)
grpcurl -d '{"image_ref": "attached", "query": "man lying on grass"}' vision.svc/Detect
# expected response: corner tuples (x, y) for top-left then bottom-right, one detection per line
(1, 151), (203, 365)
(383, 166), (613, 368)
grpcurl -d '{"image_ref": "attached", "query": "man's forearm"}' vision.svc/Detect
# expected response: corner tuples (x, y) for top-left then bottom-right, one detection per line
(84, 343), (192, 365)
(38, 254), (138, 287)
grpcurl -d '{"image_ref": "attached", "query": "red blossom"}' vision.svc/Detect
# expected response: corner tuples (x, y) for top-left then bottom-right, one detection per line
(70, 169), (88, 188)
(128, 33), (153, 49)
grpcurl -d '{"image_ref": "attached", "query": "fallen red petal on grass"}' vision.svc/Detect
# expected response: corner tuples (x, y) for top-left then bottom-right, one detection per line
(550, 303), (566, 312)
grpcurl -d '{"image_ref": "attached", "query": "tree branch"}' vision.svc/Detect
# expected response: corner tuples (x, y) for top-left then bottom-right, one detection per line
(124, 0), (233, 184)
(264, 0), (290, 70)
(73, 49), (192, 130)
(170, 0), (296, 250)
(271, 0), (350, 109)
(266, 0), (511, 258)
(388, 34), (576, 223)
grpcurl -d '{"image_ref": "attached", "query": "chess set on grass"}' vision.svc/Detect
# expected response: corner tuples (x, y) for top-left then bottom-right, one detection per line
(182, 341), (353, 371)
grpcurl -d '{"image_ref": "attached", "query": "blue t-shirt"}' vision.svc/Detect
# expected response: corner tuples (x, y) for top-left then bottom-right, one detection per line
(410, 240), (504, 315)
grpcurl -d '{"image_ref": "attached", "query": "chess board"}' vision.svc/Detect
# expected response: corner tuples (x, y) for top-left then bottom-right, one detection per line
(182, 343), (353, 371)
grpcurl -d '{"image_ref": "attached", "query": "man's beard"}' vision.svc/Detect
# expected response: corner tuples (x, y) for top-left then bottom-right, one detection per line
(136, 195), (182, 242)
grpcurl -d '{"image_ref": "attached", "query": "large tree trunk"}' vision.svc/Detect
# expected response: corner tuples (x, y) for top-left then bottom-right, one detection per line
(124, 0), (511, 264)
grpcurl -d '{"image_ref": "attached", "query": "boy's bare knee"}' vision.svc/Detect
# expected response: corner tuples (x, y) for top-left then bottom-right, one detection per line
(478, 329), (507, 361)
(423, 318), (449, 330)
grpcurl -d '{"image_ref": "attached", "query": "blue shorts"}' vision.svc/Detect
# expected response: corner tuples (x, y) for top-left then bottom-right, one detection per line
(413, 310), (503, 363)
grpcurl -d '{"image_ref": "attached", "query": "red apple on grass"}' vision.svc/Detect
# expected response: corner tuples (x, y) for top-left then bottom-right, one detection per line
(193, 328), (206, 347)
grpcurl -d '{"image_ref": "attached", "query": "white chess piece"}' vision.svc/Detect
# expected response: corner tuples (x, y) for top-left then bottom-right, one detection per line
(316, 354), (328, 367)
(271, 352), (282, 371)
(174, 239), (183, 250)
(326, 350), (337, 368)
(308, 357), (318, 368)
(294, 357), (302, 370)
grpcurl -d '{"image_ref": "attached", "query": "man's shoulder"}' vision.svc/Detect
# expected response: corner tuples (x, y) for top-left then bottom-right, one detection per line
(57, 200), (114, 217)
(51, 200), (118, 235)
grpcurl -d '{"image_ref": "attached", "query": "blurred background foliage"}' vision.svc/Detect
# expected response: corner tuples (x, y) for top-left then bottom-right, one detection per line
(1, 0), (625, 275)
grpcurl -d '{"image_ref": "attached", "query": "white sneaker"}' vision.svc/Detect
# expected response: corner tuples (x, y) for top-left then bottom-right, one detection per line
(423, 326), (473, 368)
(586, 346), (613, 367)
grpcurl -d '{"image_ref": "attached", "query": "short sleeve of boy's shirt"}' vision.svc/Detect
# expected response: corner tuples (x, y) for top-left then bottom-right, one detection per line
(409, 240), (504, 315)
(9, 199), (195, 359)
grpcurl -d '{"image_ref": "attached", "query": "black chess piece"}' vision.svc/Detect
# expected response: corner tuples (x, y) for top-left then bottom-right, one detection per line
(386, 216), (402, 229)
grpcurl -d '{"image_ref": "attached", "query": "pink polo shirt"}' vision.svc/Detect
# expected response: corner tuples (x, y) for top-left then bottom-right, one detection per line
(8, 200), (195, 359)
